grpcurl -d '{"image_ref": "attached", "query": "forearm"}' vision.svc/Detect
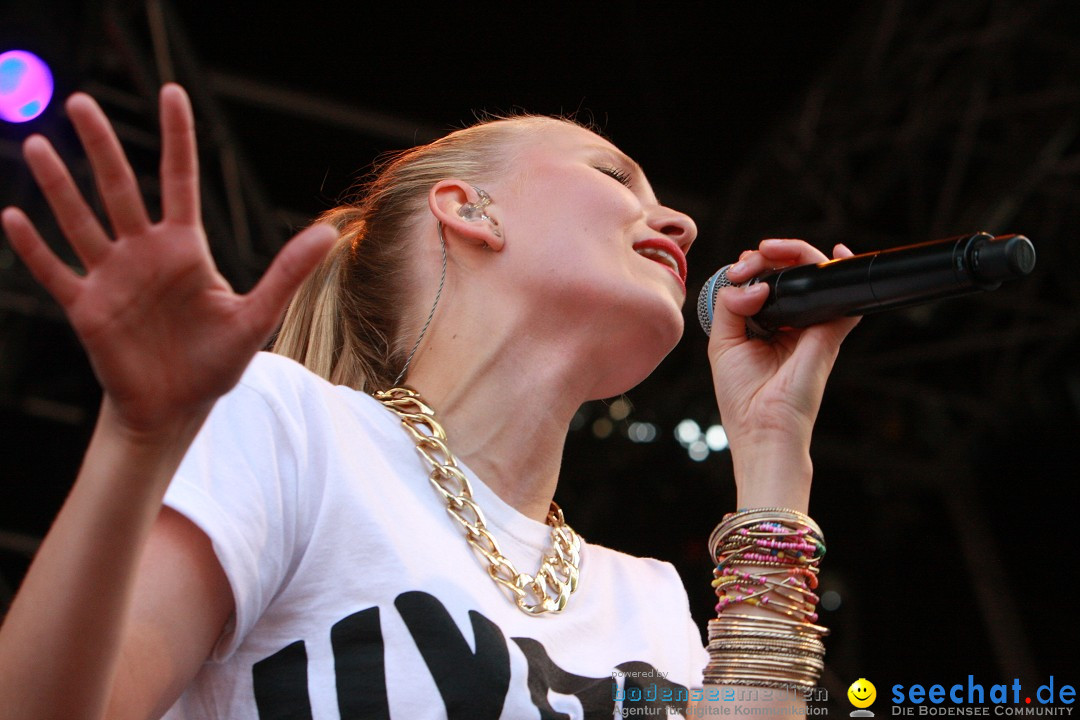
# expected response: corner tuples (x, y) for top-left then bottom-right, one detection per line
(696, 238), (853, 718)
(0, 399), (206, 720)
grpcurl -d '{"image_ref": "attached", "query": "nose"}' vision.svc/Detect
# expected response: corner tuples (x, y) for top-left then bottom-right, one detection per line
(647, 204), (697, 254)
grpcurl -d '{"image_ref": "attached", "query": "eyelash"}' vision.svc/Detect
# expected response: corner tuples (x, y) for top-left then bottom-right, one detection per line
(597, 166), (632, 187)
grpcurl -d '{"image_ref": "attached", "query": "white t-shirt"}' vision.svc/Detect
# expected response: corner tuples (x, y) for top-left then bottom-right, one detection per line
(162, 352), (708, 719)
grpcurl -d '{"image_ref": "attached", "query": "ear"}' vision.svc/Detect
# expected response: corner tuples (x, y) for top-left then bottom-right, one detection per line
(428, 179), (505, 252)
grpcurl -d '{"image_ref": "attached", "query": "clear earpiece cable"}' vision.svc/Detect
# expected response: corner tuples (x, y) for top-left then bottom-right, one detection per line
(392, 222), (448, 386)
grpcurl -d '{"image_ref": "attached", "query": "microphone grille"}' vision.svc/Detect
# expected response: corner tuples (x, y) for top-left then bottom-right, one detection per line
(697, 265), (734, 337)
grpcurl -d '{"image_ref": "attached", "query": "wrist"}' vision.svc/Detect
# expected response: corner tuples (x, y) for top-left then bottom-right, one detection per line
(96, 396), (210, 467)
(730, 442), (813, 513)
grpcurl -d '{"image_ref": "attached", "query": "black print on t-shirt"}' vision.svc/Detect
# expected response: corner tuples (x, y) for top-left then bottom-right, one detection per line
(252, 638), (314, 719)
(251, 590), (689, 719)
(396, 591), (511, 718)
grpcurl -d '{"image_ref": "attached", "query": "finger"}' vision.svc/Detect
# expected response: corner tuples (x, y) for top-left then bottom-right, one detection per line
(785, 240), (862, 370)
(725, 241), (850, 309)
(783, 243), (859, 353)
(21, 135), (112, 267)
(159, 84), (200, 225)
(65, 93), (152, 237)
(727, 239), (828, 284)
(833, 243), (855, 259)
(786, 312), (861, 385)
(242, 224), (339, 337)
(716, 280), (772, 317)
(813, 243), (863, 341)
(758, 238), (828, 264)
(2, 207), (81, 306)
(708, 283), (770, 346)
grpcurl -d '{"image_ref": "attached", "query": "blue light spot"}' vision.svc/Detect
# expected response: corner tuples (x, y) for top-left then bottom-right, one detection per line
(20, 100), (41, 118)
(0, 58), (28, 93)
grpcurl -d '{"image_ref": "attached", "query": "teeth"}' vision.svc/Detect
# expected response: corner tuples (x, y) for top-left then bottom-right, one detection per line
(636, 247), (680, 276)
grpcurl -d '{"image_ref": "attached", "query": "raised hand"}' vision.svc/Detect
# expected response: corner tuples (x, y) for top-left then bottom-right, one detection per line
(707, 239), (860, 509)
(2, 84), (337, 436)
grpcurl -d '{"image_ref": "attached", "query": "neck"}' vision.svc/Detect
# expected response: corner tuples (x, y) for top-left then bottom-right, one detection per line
(391, 231), (681, 522)
(402, 321), (594, 523)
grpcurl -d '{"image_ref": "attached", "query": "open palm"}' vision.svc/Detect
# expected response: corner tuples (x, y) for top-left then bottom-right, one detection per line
(2, 85), (337, 434)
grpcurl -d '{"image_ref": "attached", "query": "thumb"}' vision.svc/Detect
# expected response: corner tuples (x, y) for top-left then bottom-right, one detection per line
(243, 223), (339, 334)
(707, 282), (770, 355)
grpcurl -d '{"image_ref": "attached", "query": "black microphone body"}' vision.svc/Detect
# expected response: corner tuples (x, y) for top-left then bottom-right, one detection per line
(698, 233), (1036, 337)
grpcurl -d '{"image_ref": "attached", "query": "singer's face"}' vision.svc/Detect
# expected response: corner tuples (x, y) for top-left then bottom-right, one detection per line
(492, 121), (697, 392)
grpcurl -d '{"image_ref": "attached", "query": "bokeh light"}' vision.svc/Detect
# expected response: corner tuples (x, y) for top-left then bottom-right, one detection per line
(0, 50), (54, 123)
(705, 424), (729, 452)
(627, 421), (658, 443)
(674, 419), (701, 446)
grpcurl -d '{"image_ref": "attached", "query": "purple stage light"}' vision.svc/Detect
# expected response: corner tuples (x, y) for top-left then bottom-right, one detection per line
(0, 50), (54, 123)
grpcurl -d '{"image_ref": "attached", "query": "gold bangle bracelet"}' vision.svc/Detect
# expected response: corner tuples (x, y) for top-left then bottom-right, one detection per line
(710, 645), (824, 659)
(705, 661), (823, 676)
(704, 679), (815, 692)
(707, 658), (825, 675)
(703, 676), (819, 691)
(711, 614), (830, 634)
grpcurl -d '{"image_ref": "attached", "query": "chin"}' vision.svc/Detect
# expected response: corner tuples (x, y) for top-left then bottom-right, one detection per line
(588, 309), (685, 399)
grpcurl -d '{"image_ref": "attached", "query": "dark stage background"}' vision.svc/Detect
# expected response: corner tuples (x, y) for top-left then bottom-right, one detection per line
(1, 0), (1077, 712)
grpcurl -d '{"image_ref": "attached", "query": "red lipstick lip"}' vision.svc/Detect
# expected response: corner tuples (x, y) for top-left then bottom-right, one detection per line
(633, 237), (688, 288)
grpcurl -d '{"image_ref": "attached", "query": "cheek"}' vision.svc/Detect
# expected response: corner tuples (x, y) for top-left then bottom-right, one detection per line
(508, 204), (626, 273)
(518, 166), (637, 225)
(499, 171), (646, 295)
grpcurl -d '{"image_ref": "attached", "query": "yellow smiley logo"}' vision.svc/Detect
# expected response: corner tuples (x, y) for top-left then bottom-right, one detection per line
(847, 678), (877, 708)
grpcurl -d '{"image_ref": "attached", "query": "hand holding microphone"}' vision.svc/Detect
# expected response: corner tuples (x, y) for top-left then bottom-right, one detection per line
(700, 234), (1034, 511)
(698, 232), (1036, 338)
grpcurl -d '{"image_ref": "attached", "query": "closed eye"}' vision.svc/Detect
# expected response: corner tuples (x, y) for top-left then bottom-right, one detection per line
(596, 165), (632, 187)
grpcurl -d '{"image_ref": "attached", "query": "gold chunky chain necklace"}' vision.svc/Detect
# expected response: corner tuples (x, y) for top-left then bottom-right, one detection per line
(375, 387), (582, 615)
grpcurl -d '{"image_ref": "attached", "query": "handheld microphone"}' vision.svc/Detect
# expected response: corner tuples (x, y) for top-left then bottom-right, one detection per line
(697, 232), (1036, 338)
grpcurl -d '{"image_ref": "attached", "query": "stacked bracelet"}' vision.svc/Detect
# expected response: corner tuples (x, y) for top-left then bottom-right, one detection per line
(705, 508), (828, 691)
(704, 614), (828, 690)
